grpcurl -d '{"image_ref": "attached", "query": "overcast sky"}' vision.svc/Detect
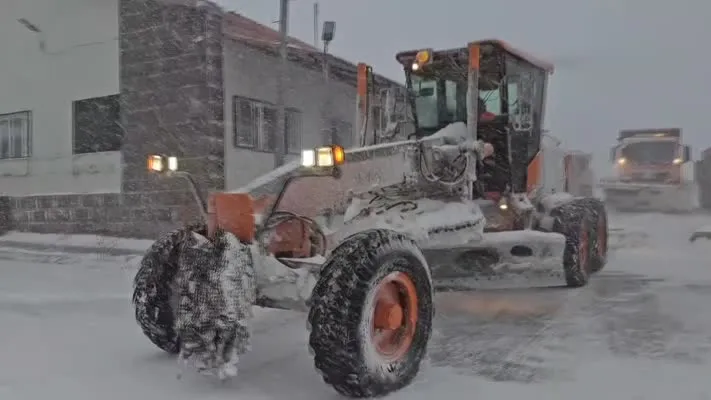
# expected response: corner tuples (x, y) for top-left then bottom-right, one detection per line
(217, 0), (709, 171)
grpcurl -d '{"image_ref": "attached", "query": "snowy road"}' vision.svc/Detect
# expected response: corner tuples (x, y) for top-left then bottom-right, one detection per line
(1, 213), (711, 399)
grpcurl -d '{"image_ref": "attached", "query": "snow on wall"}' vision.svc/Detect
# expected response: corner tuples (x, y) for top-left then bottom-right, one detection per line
(0, 0), (121, 196)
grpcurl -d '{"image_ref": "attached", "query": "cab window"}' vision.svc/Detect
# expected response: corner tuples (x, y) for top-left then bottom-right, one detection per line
(410, 74), (467, 130)
(412, 77), (439, 128)
(505, 55), (546, 161)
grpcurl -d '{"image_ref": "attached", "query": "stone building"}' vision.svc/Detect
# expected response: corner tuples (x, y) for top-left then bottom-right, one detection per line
(0, 0), (403, 237)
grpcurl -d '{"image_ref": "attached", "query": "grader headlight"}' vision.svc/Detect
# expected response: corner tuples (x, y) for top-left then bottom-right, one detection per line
(301, 149), (316, 167)
(147, 155), (178, 172)
(301, 145), (345, 168)
(148, 155), (164, 172)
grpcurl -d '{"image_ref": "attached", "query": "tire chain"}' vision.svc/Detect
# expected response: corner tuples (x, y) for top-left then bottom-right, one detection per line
(175, 231), (256, 380)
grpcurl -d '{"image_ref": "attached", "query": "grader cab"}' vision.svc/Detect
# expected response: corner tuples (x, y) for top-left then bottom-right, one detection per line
(394, 40), (553, 198)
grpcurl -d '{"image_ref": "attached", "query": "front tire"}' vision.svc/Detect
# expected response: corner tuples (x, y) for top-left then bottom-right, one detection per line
(307, 229), (433, 398)
(132, 224), (205, 353)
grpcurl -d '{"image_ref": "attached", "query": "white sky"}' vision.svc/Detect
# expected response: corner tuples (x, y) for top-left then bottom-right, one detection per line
(216, 0), (710, 169)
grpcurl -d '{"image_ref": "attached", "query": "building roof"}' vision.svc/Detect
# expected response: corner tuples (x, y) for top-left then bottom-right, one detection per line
(222, 12), (318, 52)
(222, 12), (404, 89)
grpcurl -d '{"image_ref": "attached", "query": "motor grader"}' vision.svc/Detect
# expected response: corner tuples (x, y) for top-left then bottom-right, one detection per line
(132, 39), (608, 398)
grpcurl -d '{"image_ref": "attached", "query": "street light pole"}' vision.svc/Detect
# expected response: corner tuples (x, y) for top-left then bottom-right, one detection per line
(273, 0), (289, 168)
(321, 21), (336, 146)
(321, 41), (331, 145)
(312, 2), (319, 47)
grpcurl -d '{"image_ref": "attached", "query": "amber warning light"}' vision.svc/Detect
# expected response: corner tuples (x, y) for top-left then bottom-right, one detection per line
(411, 49), (432, 71)
(301, 145), (345, 168)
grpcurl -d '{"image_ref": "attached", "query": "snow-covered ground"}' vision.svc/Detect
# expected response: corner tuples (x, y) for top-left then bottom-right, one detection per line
(1, 212), (711, 399)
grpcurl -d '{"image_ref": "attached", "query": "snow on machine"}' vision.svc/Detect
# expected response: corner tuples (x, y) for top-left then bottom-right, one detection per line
(132, 39), (608, 398)
(600, 128), (695, 212)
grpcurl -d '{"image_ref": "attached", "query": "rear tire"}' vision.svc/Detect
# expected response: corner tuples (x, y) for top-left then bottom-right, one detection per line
(307, 229), (433, 398)
(584, 199), (608, 273)
(552, 204), (593, 288)
(132, 225), (204, 353)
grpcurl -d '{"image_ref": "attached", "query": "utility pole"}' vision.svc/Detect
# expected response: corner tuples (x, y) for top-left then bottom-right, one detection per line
(313, 3), (319, 47)
(273, 0), (289, 168)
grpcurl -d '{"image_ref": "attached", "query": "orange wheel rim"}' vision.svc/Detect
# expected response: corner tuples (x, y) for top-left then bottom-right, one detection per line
(579, 225), (589, 272)
(596, 216), (607, 257)
(371, 272), (418, 361)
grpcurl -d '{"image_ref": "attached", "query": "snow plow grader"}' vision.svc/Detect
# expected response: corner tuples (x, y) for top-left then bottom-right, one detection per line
(132, 39), (608, 398)
(600, 128), (695, 212)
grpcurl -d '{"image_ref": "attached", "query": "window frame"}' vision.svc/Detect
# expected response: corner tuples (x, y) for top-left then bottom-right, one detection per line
(0, 111), (32, 160)
(232, 95), (303, 154)
(620, 141), (678, 164)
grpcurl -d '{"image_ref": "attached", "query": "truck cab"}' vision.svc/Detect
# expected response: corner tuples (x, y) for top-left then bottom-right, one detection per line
(610, 129), (691, 184)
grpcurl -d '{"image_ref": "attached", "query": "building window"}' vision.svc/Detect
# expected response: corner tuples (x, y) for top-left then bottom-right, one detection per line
(233, 96), (303, 153)
(234, 97), (259, 148)
(372, 105), (389, 133)
(0, 111), (31, 160)
(285, 108), (302, 153)
(332, 119), (353, 148)
(73, 94), (122, 154)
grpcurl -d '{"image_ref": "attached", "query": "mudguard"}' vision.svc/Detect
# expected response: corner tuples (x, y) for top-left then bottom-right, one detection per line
(533, 192), (576, 232)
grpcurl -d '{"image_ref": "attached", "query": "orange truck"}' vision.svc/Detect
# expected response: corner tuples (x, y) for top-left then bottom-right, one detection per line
(600, 128), (694, 212)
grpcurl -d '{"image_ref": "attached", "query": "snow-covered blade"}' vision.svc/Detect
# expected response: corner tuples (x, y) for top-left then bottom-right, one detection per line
(600, 179), (697, 213)
(175, 231), (256, 380)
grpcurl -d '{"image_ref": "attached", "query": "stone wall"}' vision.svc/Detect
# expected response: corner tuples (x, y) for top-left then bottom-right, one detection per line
(0, 196), (11, 235)
(119, 0), (225, 196)
(4, 191), (203, 239)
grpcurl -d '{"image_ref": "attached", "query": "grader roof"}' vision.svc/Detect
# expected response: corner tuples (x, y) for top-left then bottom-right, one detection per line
(395, 39), (555, 73)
